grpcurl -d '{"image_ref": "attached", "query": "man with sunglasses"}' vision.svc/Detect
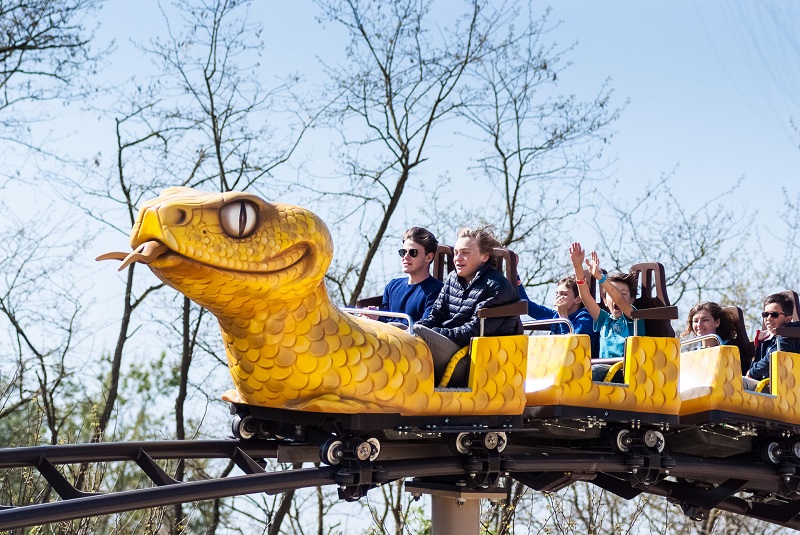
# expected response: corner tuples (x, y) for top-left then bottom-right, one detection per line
(743, 292), (800, 390)
(377, 227), (443, 324)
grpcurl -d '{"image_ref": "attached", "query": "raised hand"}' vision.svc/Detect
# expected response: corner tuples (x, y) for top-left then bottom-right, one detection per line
(569, 242), (585, 269)
(568, 242), (600, 321)
(586, 251), (602, 279)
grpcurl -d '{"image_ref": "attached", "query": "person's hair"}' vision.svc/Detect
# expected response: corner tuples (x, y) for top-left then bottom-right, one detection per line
(558, 275), (578, 298)
(764, 292), (795, 317)
(608, 273), (637, 297)
(680, 301), (738, 341)
(403, 227), (438, 255)
(456, 225), (503, 268)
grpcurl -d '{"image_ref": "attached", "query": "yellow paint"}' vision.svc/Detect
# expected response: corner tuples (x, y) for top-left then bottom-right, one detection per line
(123, 187), (529, 416)
(680, 346), (800, 423)
(524, 334), (681, 417)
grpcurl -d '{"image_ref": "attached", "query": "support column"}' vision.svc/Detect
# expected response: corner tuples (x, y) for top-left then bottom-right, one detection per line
(405, 480), (508, 535)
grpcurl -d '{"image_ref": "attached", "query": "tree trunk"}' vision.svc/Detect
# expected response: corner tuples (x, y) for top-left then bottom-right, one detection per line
(172, 296), (193, 535)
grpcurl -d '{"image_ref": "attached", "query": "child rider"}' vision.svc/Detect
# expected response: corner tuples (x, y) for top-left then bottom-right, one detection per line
(569, 242), (643, 382)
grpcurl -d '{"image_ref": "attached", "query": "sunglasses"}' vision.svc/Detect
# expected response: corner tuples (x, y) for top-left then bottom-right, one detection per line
(762, 311), (788, 319)
(398, 248), (420, 258)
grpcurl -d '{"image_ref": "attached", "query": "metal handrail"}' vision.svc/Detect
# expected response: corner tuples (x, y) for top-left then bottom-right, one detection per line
(522, 317), (575, 334)
(340, 308), (415, 335)
(680, 334), (723, 348)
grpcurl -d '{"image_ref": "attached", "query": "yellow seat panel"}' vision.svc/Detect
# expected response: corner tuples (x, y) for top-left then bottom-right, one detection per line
(680, 346), (800, 424)
(432, 335), (529, 416)
(525, 335), (681, 417)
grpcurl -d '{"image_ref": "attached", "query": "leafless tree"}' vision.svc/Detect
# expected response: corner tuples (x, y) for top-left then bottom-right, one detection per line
(0, 0), (103, 159)
(457, 5), (620, 289)
(140, 0), (314, 193)
(594, 174), (753, 308)
(313, 0), (517, 305)
(311, 0), (621, 306)
(0, 211), (89, 443)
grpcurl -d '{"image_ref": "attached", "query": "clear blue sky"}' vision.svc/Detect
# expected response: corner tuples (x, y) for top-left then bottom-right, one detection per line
(553, 1), (800, 203)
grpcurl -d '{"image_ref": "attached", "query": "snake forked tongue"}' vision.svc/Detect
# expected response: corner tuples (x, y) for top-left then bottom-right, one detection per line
(96, 241), (169, 272)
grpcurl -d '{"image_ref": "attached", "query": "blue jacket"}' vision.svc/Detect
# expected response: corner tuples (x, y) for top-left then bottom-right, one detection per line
(518, 284), (600, 357)
(748, 322), (800, 380)
(417, 263), (519, 347)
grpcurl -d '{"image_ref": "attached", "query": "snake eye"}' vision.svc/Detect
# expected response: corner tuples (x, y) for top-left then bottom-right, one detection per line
(220, 200), (259, 238)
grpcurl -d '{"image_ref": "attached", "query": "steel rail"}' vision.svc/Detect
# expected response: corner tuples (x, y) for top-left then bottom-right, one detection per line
(0, 465), (337, 530)
(0, 440), (279, 468)
(2, 441), (800, 531)
(0, 455), (466, 530)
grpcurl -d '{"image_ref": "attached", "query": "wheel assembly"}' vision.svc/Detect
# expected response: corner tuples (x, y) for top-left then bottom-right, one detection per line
(450, 432), (472, 455)
(320, 438), (344, 465)
(484, 432), (499, 450)
(355, 440), (372, 461)
(613, 429), (632, 453)
(231, 414), (256, 440)
(495, 432), (508, 453)
(643, 429), (665, 452)
(761, 442), (781, 465)
(366, 437), (381, 461)
(449, 432), (507, 454)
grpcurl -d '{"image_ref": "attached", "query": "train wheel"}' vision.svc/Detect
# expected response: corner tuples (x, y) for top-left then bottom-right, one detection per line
(496, 432), (508, 453)
(484, 432), (500, 450)
(643, 430), (665, 453)
(612, 429), (632, 453)
(355, 440), (372, 461)
(320, 438), (344, 465)
(367, 437), (381, 461)
(231, 414), (256, 440)
(449, 433), (471, 455)
(761, 442), (780, 465)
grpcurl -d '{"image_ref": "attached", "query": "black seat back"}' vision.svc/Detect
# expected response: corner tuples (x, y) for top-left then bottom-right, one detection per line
(491, 248), (524, 335)
(433, 245), (455, 281)
(724, 306), (753, 374)
(630, 262), (675, 338)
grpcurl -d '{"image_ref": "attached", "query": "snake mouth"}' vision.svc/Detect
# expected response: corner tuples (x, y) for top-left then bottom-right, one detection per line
(97, 241), (310, 274)
(96, 241), (169, 271)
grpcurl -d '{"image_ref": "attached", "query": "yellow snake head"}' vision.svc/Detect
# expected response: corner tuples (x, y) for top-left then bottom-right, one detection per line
(99, 187), (333, 318)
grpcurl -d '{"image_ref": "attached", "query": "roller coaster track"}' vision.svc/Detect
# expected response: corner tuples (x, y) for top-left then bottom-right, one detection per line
(3, 439), (800, 531)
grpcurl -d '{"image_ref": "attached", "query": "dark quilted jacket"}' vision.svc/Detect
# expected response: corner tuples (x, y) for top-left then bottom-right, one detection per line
(416, 263), (520, 347)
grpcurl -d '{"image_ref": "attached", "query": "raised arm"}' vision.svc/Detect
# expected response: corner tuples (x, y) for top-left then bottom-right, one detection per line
(569, 242), (600, 321)
(588, 251), (635, 319)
